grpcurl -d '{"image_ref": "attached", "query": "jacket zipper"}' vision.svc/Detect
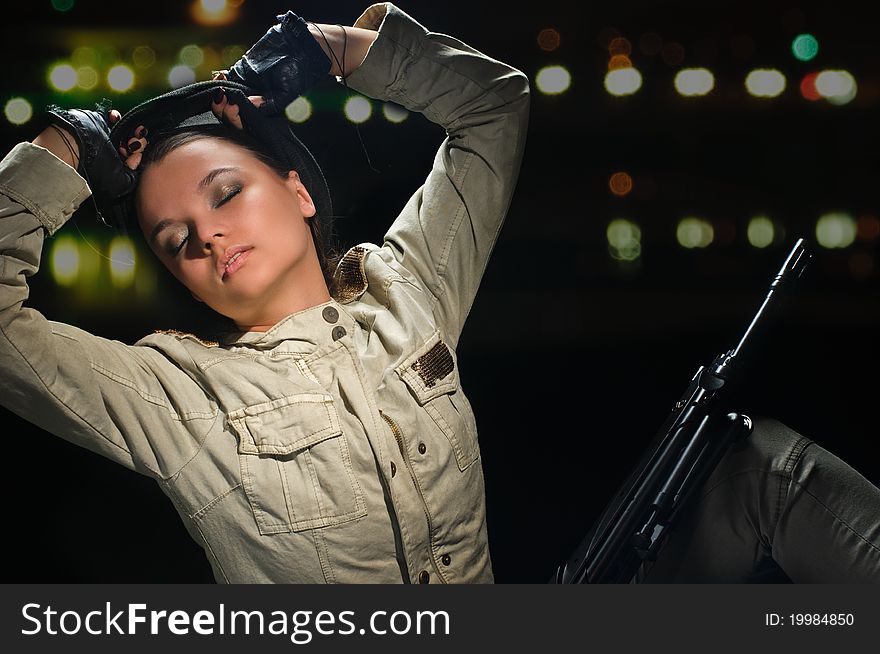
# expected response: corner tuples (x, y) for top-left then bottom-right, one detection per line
(379, 409), (441, 581)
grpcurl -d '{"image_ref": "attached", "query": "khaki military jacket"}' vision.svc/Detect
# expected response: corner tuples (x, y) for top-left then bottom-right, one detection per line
(0, 3), (529, 583)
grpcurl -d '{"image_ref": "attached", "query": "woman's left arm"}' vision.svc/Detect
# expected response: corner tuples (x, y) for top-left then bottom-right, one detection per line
(322, 3), (531, 350)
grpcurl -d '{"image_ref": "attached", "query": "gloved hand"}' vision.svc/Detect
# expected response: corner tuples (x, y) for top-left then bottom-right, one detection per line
(226, 10), (331, 115)
(41, 101), (140, 210)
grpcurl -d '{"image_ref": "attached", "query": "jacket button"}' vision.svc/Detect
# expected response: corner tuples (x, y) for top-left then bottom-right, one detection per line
(322, 306), (339, 323)
(418, 570), (430, 584)
(418, 442), (426, 455)
(441, 554), (451, 566)
(331, 326), (347, 341)
(390, 461), (397, 478)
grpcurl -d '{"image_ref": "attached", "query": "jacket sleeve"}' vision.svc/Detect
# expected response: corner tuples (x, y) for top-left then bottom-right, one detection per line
(344, 3), (530, 349)
(0, 142), (218, 478)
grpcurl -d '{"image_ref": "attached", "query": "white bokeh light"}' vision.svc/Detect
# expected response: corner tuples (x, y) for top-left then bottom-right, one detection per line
(535, 65), (572, 95)
(168, 65), (196, 89)
(344, 96), (372, 123)
(604, 67), (642, 96)
(107, 65), (135, 92)
(285, 97), (312, 123)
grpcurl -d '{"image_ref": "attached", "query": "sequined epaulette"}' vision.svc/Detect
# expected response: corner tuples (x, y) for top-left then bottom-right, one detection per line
(152, 329), (219, 348)
(332, 244), (370, 304)
(411, 339), (455, 388)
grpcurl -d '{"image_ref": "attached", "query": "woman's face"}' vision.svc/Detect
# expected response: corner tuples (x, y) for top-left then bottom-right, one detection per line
(136, 137), (320, 329)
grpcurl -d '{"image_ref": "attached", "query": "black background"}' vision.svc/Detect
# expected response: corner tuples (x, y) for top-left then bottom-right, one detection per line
(1, 0), (879, 583)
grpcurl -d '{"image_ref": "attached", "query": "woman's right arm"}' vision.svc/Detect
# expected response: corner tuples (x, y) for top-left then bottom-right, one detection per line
(0, 139), (218, 478)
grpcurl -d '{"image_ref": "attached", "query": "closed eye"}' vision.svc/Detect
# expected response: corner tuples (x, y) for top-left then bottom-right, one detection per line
(215, 185), (242, 208)
(169, 186), (242, 257)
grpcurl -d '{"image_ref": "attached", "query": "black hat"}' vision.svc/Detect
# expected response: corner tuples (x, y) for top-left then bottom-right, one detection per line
(106, 79), (332, 228)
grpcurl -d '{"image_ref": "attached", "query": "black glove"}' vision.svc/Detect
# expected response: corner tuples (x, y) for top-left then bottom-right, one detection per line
(227, 10), (331, 115)
(41, 100), (138, 214)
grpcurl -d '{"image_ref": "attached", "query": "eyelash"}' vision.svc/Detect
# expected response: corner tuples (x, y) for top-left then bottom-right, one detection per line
(171, 186), (242, 256)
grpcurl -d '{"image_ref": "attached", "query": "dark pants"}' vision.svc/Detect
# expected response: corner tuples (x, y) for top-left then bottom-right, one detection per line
(638, 417), (880, 582)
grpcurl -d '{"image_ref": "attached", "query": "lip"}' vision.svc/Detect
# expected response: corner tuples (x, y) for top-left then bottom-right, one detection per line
(219, 245), (253, 280)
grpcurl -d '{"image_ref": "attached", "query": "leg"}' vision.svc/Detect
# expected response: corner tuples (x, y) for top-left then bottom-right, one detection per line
(638, 417), (880, 582)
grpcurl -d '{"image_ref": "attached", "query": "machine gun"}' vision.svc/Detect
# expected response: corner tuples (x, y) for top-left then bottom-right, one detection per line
(552, 239), (811, 584)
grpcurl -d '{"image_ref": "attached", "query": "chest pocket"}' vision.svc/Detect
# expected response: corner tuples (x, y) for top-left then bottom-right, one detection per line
(229, 393), (367, 535)
(396, 330), (481, 471)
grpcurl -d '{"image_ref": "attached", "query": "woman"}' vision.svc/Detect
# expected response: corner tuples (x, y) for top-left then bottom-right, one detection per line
(1, 3), (529, 583)
(3, 4), (879, 584)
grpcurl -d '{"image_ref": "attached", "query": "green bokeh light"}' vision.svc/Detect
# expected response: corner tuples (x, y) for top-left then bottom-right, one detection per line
(51, 0), (75, 12)
(792, 34), (819, 62)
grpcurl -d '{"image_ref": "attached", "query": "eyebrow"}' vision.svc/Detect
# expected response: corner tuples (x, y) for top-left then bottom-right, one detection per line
(148, 167), (240, 245)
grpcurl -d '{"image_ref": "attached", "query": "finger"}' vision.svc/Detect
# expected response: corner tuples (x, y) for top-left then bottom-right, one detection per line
(223, 102), (243, 130)
(126, 137), (145, 153)
(211, 70), (228, 80)
(249, 95), (266, 108)
(125, 151), (143, 170)
(109, 109), (121, 124)
(211, 88), (227, 120)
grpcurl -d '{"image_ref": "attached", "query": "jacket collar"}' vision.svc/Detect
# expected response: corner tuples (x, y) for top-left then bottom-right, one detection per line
(218, 298), (358, 353)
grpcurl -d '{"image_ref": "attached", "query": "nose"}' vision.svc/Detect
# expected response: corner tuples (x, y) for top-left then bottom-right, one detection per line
(192, 219), (227, 251)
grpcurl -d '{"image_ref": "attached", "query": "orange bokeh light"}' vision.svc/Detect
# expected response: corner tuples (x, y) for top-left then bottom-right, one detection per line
(537, 28), (561, 52)
(609, 172), (634, 197)
(608, 54), (633, 70)
(609, 37), (632, 56)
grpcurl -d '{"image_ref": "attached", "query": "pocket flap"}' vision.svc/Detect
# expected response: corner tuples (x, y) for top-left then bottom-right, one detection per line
(229, 393), (342, 456)
(395, 330), (458, 404)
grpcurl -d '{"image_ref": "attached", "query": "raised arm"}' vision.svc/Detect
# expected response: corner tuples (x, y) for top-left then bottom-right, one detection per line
(341, 3), (531, 349)
(0, 126), (217, 478)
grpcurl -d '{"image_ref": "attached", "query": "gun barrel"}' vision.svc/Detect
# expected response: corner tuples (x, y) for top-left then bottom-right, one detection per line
(730, 238), (810, 361)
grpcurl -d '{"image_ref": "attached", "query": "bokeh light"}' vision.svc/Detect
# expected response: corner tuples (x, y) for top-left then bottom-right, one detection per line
(4, 98), (33, 125)
(132, 46), (156, 69)
(815, 70), (857, 105)
(109, 237), (136, 288)
(607, 219), (642, 261)
(179, 45), (205, 68)
(344, 96), (372, 123)
(857, 215), (880, 241)
(800, 72), (822, 101)
(608, 37), (632, 56)
(168, 65), (196, 88)
(792, 34), (819, 62)
(76, 66), (98, 90)
(674, 68), (715, 96)
(677, 217), (714, 248)
(661, 42), (685, 66)
(221, 46), (246, 68)
(609, 172), (633, 197)
(608, 55), (632, 71)
(192, 0), (237, 26)
(285, 97), (312, 123)
(382, 102), (409, 123)
(604, 67), (642, 96)
(52, 0), (75, 11)
(535, 65), (571, 95)
(49, 64), (77, 91)
(815, 212), (857, 248)
(51, 236), (79, 286)
(747, 216), (775, 248)
(745, 69), (787, 97)
(537, 28), (561, 52)
(107, 64), (135, 92)
(71, 46), (98, 68)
